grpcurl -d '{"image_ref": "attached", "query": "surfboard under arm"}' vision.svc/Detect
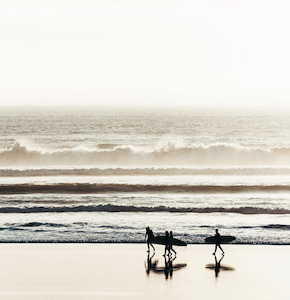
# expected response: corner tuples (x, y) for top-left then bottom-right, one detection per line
(152, 236), (187, 246)
(205, 235), (236, 244)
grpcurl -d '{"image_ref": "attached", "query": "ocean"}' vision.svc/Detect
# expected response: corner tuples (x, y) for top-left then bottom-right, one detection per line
(0, 106), (289, 244)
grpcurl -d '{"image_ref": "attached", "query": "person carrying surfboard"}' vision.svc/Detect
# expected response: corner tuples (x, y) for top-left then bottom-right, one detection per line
(145, 227), (155, 253)
(213, 229), (224, 255)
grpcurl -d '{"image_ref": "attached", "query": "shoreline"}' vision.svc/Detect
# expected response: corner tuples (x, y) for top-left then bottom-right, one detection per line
(0, 241), (289, 245)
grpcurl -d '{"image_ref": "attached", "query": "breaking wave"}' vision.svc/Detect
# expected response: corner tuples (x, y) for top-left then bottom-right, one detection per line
(2, 140), (290, 167)
(1, 183), (290, 194)
(0, 204), (288, 214)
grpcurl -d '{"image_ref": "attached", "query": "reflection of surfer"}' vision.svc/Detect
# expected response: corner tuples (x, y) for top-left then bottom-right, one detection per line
(214, 254), (223, 277)
(147, 255), (187, 278)
(164, 255), (169, 279)
(169, 231), (177, 257)
(145, 227), (155, 253)
(206, 254), (234, 277)
(213, 229), (224, 255)
(145, 252), (158, 275)
(168, 256), (174, 278)
(164, 255), (175, 279)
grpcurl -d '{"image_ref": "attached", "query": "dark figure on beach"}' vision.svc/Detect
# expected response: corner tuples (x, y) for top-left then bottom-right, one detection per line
(145, 227), (155, 252)
(213, 229), (224, 255)
(169, 231), (177, 257)
(163, 231), (170, 256)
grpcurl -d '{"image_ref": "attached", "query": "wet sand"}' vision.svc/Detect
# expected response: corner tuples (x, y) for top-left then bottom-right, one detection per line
(0, 244), (289, 299)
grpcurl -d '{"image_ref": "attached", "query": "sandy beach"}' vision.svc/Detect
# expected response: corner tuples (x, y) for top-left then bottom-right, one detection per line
(0, 244), (288, 299)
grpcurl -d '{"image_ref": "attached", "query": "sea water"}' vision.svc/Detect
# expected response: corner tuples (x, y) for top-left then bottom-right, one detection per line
(0, 106), (289, 244)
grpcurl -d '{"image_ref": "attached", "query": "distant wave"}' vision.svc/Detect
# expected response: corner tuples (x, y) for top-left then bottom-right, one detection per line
(199, 224), (290, 230)
(1, 183), (290, 194)
(3, 167), (290, 177)
(261, 224), (290, 230)
(11, 222), (69, 228)
(2, 140), (290, 167)
(0, 204), (288, 214)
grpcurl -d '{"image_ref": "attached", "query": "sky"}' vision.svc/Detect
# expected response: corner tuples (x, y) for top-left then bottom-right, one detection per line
(1, 0), (290, 108)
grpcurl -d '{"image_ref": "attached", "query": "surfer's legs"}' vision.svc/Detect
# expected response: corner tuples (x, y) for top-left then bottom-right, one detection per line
(147, 240), (155, 252)
(218, 244), (224, 255)
(163, 245), (169, 256)
(213, 244), (224, 255)
(213, 244), (217, 255)
(171, 247), (176, 257)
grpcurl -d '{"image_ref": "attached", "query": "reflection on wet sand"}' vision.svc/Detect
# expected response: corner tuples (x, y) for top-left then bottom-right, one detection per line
(206, 254), (235, 278)
(145, 253), (187, 279)
(145, 252), (158, 275)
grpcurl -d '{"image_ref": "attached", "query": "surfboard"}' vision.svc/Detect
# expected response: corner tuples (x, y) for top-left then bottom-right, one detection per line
(152, 236), (187, 246)
(205, 235), (236, 244)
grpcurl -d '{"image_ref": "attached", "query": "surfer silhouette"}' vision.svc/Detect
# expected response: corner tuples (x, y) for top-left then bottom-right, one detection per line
(145, 227), (155, 252)
(169, 231), (177, 257)
(163, 231), (170, 256)
(213, 229), (224, 255)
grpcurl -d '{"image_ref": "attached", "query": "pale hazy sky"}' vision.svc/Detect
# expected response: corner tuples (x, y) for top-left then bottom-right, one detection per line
(1, 0), (290, 108)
